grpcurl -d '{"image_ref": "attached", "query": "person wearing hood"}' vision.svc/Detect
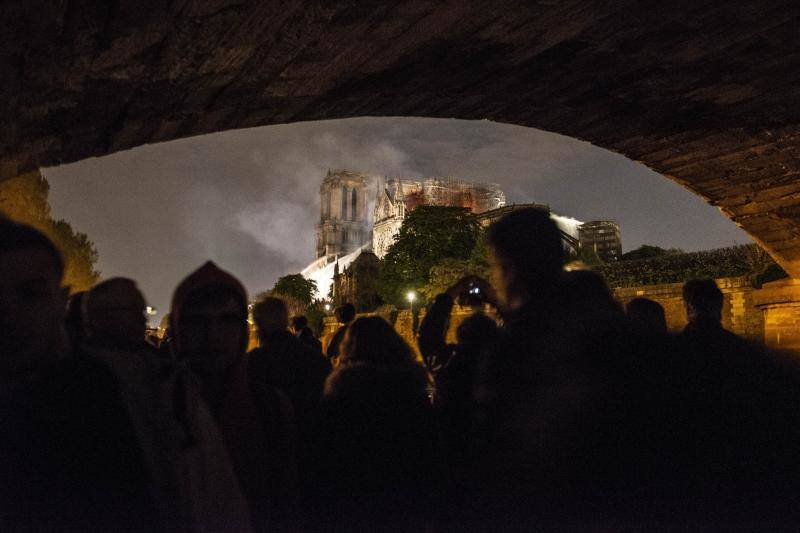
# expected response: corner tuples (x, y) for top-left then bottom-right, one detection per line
(172, 262), (297, 532)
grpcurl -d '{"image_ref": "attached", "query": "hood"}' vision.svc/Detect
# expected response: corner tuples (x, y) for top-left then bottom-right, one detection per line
(169, 261), (248, 357)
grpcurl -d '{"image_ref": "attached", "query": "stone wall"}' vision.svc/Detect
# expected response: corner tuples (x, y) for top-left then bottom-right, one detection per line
(322, 276), (800, 355)
(752, 279), (800, 352)
(613, 276), (763, 341)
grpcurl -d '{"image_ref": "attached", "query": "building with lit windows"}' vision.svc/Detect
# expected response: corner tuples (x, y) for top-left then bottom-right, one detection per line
(578, 220), (622, 262)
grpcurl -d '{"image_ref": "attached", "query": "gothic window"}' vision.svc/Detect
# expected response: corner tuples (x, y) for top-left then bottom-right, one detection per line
(351, 187), (358, 221)
(341, 186), (348, 220)
(325, 191), (331, 218)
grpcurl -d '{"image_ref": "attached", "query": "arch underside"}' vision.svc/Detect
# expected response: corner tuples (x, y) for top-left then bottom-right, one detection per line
(2, 1), (799, 274)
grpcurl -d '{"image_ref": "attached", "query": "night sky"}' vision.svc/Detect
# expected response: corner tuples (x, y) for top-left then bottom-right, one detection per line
(45, 117), (751, 320)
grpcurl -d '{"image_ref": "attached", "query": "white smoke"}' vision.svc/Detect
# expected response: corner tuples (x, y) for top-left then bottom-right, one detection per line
(44, 117), (752, 317)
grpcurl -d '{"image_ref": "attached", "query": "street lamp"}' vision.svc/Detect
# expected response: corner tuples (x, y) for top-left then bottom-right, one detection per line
(324, 303), (331, 312)
(407, 290), (416, 311)
(407, 291), (417, 334)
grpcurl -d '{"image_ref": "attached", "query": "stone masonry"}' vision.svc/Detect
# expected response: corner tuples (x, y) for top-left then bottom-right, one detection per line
(2, 2), (800, 277)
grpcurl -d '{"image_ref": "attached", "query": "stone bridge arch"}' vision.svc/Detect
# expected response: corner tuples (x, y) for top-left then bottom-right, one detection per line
(2, 1), (800, 278)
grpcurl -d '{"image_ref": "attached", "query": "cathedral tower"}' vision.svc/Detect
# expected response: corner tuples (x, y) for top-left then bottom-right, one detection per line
(316, 170), (371, 259)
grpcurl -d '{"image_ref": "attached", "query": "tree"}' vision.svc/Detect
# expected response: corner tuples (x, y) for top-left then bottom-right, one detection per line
(0, 170), (100, 292)
(620, 244), (682, 262)
(422, 231), (491, 300)
(378, 206), (480, 307)
(270, 274), (318, 306)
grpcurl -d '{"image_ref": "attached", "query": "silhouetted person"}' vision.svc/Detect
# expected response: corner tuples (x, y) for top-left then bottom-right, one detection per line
(418, 276), (483, 374)
(85, 278), (150, 351)
(250, 297), (330, 478)
(64, 290), (88, 351)
(680, 278), (750, 351)
(291, 315), (323, 355)
(325, 303), (355, 362)
(561, 269), (625, 336)
(0, 220), (160, 531)
(172, 262), (295, 532)
(418, 276), (499, 472)
(83, 277), (186, 525)
(311, 316), (440, 531)
(468, 214), (800, 529)
(626, 297), (668, 335)
(463, 210), (647, 528)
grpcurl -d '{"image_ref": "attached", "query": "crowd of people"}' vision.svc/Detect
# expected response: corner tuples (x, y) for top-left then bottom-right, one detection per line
(3, 208), (800, 531)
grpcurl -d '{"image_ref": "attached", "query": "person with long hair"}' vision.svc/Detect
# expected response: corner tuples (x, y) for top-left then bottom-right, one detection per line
(309, 316), (440, 532)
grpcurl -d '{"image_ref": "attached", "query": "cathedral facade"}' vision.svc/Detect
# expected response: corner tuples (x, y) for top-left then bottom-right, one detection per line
(315, 169), (372, 259)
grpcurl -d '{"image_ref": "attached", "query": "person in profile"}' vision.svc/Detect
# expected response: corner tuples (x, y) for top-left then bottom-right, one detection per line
(325, 303), (355, 362)
(291, 315), (323, 355)
(626, 297), (668, 335)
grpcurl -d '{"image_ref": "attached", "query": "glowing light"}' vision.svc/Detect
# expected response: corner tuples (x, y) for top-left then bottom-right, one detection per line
(324, 303), (331, 312)
(407, 291), (416, 303)
(145, 306), (157, 316)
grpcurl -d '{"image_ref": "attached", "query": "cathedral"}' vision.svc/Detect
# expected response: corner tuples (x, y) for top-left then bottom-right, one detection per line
(304, 169), (587, 301)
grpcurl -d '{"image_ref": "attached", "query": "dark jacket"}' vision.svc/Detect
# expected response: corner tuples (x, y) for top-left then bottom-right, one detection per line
(249, 331), (330, 423)
(296, 327), (323, 356)
(325, 325), (348, 361)
(0, 355), (160, 532)
(310, 361), (440, 530)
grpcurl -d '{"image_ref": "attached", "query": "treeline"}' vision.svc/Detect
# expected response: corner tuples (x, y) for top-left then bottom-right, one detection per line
(0, 170), (100, 292)
(598, 244), (786, 288)
(280, 207), (788, 315)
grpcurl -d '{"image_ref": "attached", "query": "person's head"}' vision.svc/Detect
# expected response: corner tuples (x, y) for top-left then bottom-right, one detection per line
(486, 208), (564, 314)
(290, 315), (308, 334)
(561, 270), (624, 332)
(341, 316), (415, 366)
(456, 312), (499, 350)
(252, 297), (289, 342)
(0, 219), (68, 379)
(626, 297), (667, 335)
(170, 262), (248, 376)
(683, 279), (723, 323)
(85, 277), (147, 349)
(334, 303), (356, 325)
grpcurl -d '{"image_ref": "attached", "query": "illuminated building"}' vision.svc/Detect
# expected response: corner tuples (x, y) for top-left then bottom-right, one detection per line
(579, 220), (622, 262)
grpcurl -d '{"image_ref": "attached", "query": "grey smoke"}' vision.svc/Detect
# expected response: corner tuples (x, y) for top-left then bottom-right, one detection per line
(44, 117), (750, 320)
